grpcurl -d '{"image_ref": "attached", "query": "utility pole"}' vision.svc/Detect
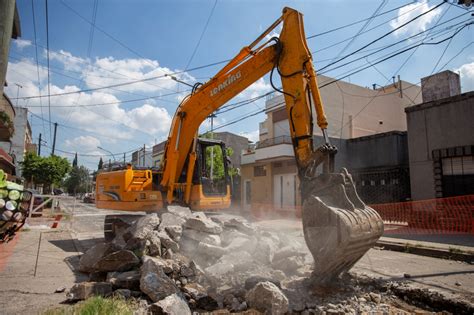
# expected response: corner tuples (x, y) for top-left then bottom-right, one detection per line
(143, 144), (146, 166)
(123, 152), (126, 164)
(38, 133), (42, 156)
(51, 122), (58, 155)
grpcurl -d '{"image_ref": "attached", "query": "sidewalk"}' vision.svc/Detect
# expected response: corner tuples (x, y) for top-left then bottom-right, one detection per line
(0, 230), (87, 314)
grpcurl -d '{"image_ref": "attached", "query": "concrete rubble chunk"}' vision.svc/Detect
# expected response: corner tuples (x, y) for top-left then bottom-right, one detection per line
(224, 236), (251, 251)
(106, 270), (141, 290)
(123, 213), (160, 242)
(167, 205), (192, 218)
(244, 276), (281, 290)
(205, 261), (234, 278)
(157, 231), (180, 252)
(67, 282), (112, 301)
(253, 236), (278, 264)
(224, 217), (256, 235)
(93, 250), (140, 272)
(273, 245), (306, 262)
(182, 228), (221, 246)
(197, 242), (227, 258)
(165, 225), (183, 242)
(181, 283), (218, 311)
(142, 255), (174, 274)
(272, 256), (305, 275)
(147, 232), (162, 257)
(246, 281), (289, 315)
(184, 214), (223, 234)
(160, 213), (186, 230)
(140, 256), (180, 302)
(220, 229), (250, 247)
(148, 293), (191, 315)
(78, 242), (121, 273)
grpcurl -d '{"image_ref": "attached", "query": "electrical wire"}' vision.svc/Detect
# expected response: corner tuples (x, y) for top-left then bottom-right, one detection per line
(318, 1), (446, 72)
(45, 0), (52, 142)
(31, 0), (46, 137)
(306, 1), (416, 39)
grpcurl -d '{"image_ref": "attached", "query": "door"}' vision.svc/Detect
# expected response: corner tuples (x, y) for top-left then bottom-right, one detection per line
(243, 180), (252, 210)
(273, 173), (296, 209)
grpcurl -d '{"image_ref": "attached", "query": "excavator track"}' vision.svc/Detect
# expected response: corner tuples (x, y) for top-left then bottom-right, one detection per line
(302, 168), (384, 283)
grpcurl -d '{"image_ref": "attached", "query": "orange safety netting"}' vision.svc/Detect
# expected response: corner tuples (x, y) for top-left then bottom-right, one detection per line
(371, 194), (474, 234)
(249, 195), (474, 234)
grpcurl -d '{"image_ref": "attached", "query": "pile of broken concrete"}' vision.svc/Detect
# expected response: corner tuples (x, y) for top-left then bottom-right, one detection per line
(69, 206), (396, 314)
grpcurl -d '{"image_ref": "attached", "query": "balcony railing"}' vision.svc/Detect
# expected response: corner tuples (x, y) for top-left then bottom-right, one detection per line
(256, 135), (292, 149)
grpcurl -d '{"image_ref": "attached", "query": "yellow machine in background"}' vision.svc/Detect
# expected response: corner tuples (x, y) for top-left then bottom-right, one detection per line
(96, 138), (231, 211)
(96, 7), (383, 282)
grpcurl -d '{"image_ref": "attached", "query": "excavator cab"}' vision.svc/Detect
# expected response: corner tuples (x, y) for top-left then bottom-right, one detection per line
(186, 138), (232, 211)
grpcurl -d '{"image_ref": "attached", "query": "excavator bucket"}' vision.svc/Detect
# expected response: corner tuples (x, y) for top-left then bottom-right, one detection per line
(302, 168), (384, 283)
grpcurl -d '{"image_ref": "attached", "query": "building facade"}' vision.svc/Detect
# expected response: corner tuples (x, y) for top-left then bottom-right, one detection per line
(131, 147), (152, 167)
(0, 107), (34, 177)
(406, 71), (473, 200)
(241, 74), (421, 210)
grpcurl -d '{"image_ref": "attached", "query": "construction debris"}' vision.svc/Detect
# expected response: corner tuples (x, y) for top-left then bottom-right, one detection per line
(69, 206), (471, 314)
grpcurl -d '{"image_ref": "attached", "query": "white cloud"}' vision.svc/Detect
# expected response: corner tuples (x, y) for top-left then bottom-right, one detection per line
(48, 49), (86, 72)
(455, 62), (474, 92)
(390, 1), (441, 37)
(65, 135), (101, 153)
(239, 130), (259, 143)
(13, 39), (32, 50)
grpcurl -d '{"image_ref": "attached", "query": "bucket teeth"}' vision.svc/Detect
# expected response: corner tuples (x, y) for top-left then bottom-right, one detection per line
(302, 169), (384, 284)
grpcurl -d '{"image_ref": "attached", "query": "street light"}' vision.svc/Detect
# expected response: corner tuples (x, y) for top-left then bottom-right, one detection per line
(97, 146), (116, 162)
(14, 83), (22, 107)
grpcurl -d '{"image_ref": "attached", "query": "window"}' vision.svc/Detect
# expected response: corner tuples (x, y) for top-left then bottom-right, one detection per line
(370, 180), (375, 186)
(254, 165), (266, 177)
(380, 179), (386, 186)
(391, 178), (399, 185)
(361, 180), (366, 186)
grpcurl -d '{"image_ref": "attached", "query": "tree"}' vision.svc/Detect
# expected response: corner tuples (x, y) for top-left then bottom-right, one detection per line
(64, 165), (91, 194)
(72, 153), (78, 167)
(21, 153), (71, 190)
(98, 157), (103, 170)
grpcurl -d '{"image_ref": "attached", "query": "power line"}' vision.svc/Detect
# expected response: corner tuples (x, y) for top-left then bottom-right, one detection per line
(209, 25), (470, 132)
(45, 0), (52, 142)
(318, 22), (471, 89)
(319, 12), (470, 75)
(306, 1), (414, 39)
(31, 0), (46, 137)
(318, 1), (446, 72)
(183, 0), (218, 72)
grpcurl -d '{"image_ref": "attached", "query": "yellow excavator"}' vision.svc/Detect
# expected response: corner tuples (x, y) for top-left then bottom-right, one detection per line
(96, 7), (383, 282)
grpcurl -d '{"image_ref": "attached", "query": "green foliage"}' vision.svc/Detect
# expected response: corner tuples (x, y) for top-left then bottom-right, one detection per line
(98, 157), (103, 170)
(64, 165), (91, 194)
(42, 296), (136, 315)
(21, 153), (70, 187)
(199, 133), (239, 179)
(0, 111), (14, 134)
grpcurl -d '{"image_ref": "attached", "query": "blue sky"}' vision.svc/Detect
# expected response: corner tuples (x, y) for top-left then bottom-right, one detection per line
(5, 0), (474, 169)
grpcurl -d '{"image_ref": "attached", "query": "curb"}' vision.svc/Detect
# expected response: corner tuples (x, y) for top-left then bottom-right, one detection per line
(376, 240), (474, 263)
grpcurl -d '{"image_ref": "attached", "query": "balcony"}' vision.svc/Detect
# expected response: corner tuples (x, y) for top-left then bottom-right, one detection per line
(255, 135), (294, 162)
(0, 95), (15, 141)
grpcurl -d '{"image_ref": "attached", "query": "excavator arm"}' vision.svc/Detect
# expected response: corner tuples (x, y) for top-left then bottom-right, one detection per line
(161, 7), (334, 205)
